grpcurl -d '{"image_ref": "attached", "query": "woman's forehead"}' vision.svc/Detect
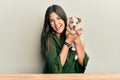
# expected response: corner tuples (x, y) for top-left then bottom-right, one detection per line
(49, 12), (60, 19)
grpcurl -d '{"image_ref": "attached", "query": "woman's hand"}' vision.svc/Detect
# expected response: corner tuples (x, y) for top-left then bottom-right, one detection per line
(65, 27), (78, 44)
(74, 28), (83, 44)
(66, 27), (85, 48)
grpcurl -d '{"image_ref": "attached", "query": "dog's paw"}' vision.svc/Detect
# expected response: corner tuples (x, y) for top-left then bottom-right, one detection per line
(71, 47), (76, 51)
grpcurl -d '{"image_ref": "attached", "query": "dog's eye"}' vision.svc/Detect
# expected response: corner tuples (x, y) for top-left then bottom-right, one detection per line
(76, 22), (78, 24)
(71, 21), (73, 23)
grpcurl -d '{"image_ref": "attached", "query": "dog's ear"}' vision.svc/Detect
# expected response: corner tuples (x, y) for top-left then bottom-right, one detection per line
(68, 17), (72, 22)
(78, 18), (81, 23)
(67, 17), (72, 24)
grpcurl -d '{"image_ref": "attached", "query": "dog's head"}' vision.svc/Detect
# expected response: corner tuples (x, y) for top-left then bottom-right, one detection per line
(68, 16), (81, 30)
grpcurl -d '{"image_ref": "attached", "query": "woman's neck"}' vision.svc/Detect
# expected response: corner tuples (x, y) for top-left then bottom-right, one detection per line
(56, 33), (61, 39)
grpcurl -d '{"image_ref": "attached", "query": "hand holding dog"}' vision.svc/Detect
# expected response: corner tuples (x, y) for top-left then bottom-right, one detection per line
(66, 27), (82, 42)
(66, 27), (85, 48)
(65, 26), (79, 44)
(74, 28), (82, 43)
(74, 28), (86, 49)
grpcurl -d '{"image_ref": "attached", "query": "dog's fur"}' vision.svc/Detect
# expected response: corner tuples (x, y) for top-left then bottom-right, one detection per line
(67, 16), (82, 60)
(68, 16), (81, 31)
(67, 16), (81, 50)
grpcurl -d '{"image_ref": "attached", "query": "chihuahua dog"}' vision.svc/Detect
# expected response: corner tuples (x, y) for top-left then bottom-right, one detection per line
(67, 16), (82, 60)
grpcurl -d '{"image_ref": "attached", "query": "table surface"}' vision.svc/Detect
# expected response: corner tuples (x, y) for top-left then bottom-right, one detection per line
(0, 73), (120, 80)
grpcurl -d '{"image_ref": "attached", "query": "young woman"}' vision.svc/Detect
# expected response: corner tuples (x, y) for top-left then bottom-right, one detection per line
(41, 4), (89, 73)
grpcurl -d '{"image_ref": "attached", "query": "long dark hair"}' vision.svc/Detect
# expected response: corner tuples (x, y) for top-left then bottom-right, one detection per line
(41, 5), (67, 51)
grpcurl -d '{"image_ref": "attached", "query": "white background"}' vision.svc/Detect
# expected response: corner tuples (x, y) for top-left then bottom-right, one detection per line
(0, 0), (120, 73)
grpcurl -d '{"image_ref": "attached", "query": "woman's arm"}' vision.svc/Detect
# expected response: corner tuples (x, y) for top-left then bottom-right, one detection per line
(60, 29), (77, 67)
(59, 42), (70, 67)
(74, 37), (85, 66)
(74, 28), (85, 66)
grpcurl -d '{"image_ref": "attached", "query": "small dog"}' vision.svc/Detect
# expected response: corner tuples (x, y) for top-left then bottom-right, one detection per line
(67, 16), (82, 60)
(68, 16), (81, 31)
(67, 16), (82, 50)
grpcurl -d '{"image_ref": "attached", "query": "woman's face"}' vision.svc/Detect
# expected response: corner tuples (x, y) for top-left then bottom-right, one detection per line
(49, 12), (65, 37)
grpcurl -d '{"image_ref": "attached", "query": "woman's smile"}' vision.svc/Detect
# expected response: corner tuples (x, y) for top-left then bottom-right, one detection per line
(56, 25), (62, 31)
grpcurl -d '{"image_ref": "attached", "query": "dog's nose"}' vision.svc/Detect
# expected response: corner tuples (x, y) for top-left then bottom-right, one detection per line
(73, 26), (76, 30)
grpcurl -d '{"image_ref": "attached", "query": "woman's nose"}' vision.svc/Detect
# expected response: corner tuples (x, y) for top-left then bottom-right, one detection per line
(54, 20), (59, 25)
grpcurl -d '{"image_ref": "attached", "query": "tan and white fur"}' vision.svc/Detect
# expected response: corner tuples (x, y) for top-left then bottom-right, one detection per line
(67, 16), (82, 60)
(67, 16), (81, 50)
(68, 16), (81, 31)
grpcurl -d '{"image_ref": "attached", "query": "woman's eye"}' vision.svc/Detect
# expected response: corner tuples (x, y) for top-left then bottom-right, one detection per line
(57, 17), (61, 20)
(49, 19), (53, 22)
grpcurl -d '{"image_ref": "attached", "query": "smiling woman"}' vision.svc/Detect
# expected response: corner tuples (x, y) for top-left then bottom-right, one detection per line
(1, 0), (120, 74)
(40, 4), (89, 73)
(49, 12), (65, 38)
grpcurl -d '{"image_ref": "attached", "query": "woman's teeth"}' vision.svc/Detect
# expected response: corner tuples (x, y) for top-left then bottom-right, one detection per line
(56, 26), (61, 30)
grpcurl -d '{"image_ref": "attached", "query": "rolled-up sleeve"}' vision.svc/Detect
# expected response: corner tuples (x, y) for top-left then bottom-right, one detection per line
(83, 52), (89, 67)
(76, 52), (89, 73)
